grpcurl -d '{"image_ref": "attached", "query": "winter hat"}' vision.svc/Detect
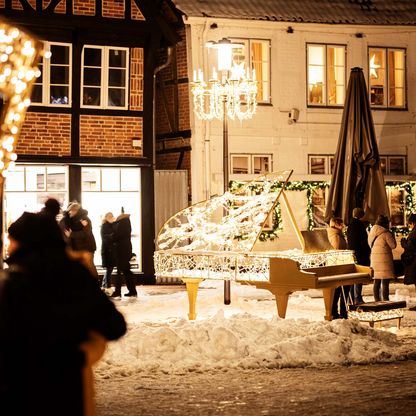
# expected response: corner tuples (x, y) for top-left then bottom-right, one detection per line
(42, 198), (61, 218)
(8, 212), (66, 250)
(375, 214), (389, 229)
(352, 207), (365, 219)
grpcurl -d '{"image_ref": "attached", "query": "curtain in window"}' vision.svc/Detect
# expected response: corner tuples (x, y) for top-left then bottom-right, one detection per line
(251, 42), (263, 101)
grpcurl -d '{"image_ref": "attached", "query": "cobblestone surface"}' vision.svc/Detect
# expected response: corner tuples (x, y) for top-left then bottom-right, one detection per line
(96, 360), (416, 415)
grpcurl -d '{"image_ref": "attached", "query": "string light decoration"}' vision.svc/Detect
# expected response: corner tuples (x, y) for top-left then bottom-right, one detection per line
(0, 21), (44, 177)
(191, 38), (257, 121)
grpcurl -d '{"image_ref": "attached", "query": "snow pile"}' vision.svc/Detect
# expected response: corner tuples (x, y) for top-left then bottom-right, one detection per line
(95, 281), (416, 377)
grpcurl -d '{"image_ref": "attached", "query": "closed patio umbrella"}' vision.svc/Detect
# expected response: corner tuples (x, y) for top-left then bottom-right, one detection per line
(325, 67), (389, 226)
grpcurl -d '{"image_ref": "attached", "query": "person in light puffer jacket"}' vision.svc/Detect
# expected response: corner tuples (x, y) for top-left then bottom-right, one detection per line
(368, 214), (396, 301)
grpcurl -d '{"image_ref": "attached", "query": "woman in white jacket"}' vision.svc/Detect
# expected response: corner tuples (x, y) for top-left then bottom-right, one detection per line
(368, 214), (397, 301)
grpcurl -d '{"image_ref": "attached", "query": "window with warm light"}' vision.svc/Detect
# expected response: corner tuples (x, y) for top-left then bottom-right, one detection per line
(380, 155), (407, 175)
(307, 44), (345, 106)
(31, 42), (71, 106)
(369, 47), (406, 108)
(308, 155), (335, 174)
(208, 39), (270, 103)
(81, 46), (129, 109)
(231, 154), (272, 175)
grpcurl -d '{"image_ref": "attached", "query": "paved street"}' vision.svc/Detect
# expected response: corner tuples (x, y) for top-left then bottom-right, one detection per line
(96, 360), (416, 415)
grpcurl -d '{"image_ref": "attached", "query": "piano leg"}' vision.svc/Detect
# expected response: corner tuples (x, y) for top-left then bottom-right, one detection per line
(322, 287), (336, 321)
(182, 278), (204, 320)
(268, 289), (291, 319)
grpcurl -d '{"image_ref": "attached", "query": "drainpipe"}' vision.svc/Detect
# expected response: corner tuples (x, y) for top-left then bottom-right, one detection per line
(153, 46), (174, 169)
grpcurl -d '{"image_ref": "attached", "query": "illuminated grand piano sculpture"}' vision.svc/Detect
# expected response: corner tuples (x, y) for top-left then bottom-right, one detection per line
(154, 170), (373, 320)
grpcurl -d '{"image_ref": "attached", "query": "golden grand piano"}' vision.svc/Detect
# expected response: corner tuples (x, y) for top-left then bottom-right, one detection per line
(154, 170), (373, 321)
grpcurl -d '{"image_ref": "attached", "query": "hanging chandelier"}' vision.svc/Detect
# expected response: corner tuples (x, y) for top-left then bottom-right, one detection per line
(191, 38), (258, 121)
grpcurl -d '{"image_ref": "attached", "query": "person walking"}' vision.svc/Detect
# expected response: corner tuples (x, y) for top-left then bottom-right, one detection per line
(401, 213), (416, 309)
(101, 212), (116, 290)
(0, 212), (126, 416)
(368, 214), (397, 301)
(346, 207), (371, 304)
(60, 201), (97, 278)
(327, 217), (350, 319)
(40, 197), (61, 221)
(111, 208), (137, 297)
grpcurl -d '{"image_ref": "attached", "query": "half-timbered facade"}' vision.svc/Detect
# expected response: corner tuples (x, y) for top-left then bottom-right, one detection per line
(0, 0), (181, 282)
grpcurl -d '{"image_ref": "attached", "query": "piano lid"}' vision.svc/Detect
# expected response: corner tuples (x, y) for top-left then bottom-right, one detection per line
(156, 170), (293, 253)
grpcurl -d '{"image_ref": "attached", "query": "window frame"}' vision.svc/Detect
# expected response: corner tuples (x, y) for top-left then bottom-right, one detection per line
(368, 46), (407, 110)
(81, 45), (130, 110)
(308, 154), (334, 175)
(228, 38), (272, 104)
(230, 153), (273, 175)
(306, 43), (346, 108)
(31, 41), (72, 107)
(380, 154), (407, 175)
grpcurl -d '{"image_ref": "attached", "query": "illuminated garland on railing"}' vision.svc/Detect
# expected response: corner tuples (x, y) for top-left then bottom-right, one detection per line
(230, 179), (416, 240)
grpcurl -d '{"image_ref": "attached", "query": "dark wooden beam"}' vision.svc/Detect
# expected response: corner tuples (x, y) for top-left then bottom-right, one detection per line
(176, 150), (185, 169)
(18, 0), (34, 12)
(68, 165), (81, 203)
(71, 31), (82, 157)
(125, 0), (132, 21)
(156, 129), (191, 140)
(44, 0), (62, 13)
(134, 0), (181, 46)
(156, 145), (191, 155)
(157, 78), (174, 132)
(16, 154), (151, 166)
(95, 0), (102, 17)
(36, 0), (42, 12)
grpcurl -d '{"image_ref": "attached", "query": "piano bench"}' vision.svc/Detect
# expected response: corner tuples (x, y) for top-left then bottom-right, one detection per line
(348, 301), (407, 329)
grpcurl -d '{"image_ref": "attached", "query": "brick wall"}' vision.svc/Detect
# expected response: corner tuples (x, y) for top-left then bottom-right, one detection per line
(103, 0), (124, 18)
(80, 115), (142, 157)
(17, 113), (71, 156)
(73, 0), (95, 15)
(156, 150), (191, 189)
(131, 0), (145, 20)
(11, 0), (23, 10)
(130, 48), (144, 111)
(53, 0), (66, 13)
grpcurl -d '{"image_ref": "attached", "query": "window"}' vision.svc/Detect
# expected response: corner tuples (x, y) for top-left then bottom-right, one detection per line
(369, 47), (406, 108)
(81, 167), (142, 270)
(387, 188), (406, 226)
(311, 188), (328, 228)
(31, 42), (71, 106)
(208, 39), (270, 103)
(307, 44), (345, 106)
(231, 154), (272, 175)
(81, 46), (129, 109)
(308, 155), (334, 174)
(380, 155), (407, 175)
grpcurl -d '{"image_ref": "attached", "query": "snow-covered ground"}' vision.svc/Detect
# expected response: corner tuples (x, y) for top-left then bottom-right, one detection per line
(96, 282), (416, 379)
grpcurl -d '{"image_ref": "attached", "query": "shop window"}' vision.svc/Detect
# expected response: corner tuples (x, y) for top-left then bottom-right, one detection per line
(81, 167), (142, 270)
(307, 44), (345, 106)
(81, 46), (129, 109)
(208, 39), (271, 103)
(311, 187), (328, 228)
(380, 155), (406, 175)
(387, 188), (406, 226)
(369, 47), (406, 108)
(308, 155), (334, 174)
(31, 42), (71, 106)
(231, 154), (272, 175)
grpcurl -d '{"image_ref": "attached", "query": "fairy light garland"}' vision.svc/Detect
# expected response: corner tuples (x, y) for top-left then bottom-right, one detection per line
(230, 179), (416, 240)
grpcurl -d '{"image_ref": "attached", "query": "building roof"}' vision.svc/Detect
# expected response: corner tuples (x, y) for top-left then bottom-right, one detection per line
(173, 0), (416, 25)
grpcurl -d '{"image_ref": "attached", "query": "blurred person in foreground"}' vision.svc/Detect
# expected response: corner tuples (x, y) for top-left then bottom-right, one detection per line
(0, 212), (126, 416)
(346, 207), (371, 304)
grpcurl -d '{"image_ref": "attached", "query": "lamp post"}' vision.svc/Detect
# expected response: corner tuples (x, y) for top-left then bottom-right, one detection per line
(191, 38), (258, 304)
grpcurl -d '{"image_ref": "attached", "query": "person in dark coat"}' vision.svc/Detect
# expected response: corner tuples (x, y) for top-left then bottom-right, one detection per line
(101, 212), (116, 289)
(401, 213), (416, 291)
(346, 207), (370, 304)
(60, 201), (97, 278)
(111, 209), (136, 297)
(0, 212), (126, 416)
(327, 217), (350, 319)
(40, 197), (61, 221)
